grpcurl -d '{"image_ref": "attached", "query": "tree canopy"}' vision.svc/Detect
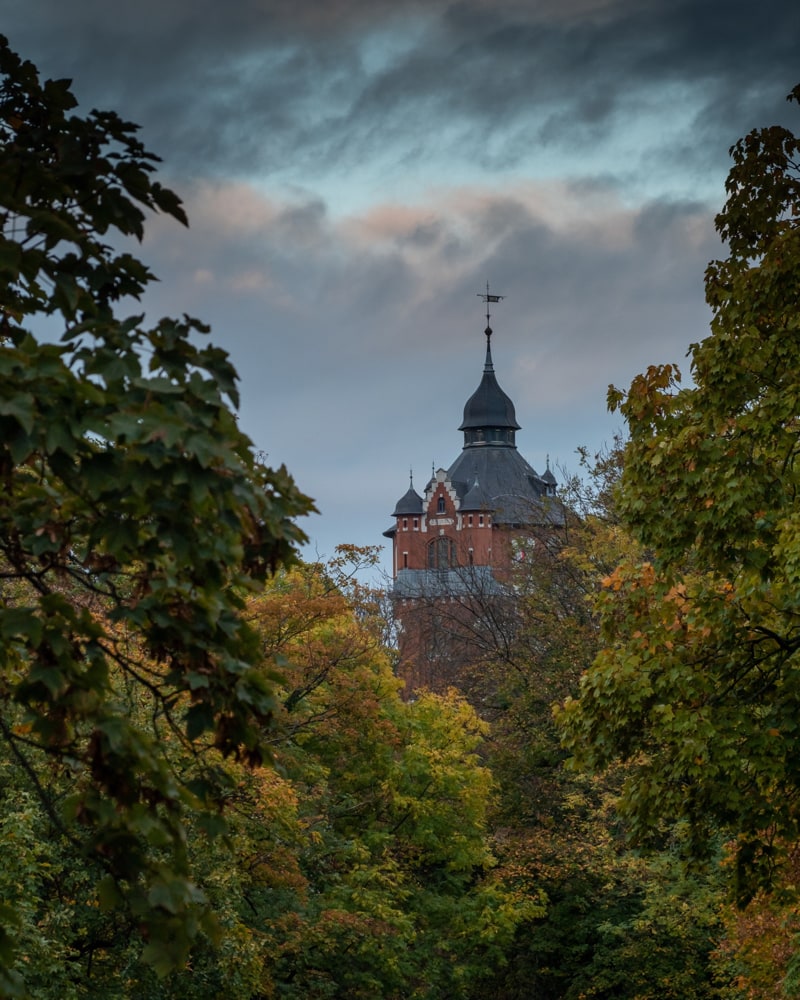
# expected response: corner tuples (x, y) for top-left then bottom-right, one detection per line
(0, 550), (537, 998)
(0, 35), (313, 984)
(560, 85), (800, 897)
(6, 31), (794, 1000)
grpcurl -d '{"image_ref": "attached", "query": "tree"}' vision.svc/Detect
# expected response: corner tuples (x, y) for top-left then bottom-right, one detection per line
(712, 842), (800, 1000)
(455, 445), (732, 1000)
(0, 36), (312, 985)
(245, 552), (541, 999)
(0, 550), (540, 998)
(559, 85), (800, 896)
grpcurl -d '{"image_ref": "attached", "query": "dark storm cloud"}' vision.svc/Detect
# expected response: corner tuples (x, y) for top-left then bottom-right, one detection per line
(8, 0), (799, 186)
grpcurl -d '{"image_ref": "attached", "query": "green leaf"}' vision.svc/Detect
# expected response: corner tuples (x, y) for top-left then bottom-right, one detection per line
(0, 608), (42, 647)
(0, 394), (36, 433)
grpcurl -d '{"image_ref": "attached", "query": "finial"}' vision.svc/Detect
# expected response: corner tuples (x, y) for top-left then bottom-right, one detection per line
(546, 454), (550, 470)
(409, 467), (414, 488)
(477, 280), (505, 330)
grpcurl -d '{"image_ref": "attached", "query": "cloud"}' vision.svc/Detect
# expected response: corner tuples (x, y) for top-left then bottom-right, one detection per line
(10, 0), (799, 201)
(134, 174), (715, 490)
(5, 0), (797, 570)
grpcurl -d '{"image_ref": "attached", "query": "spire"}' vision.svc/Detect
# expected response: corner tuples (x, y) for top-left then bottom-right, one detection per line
(484, 324), (494, 372)
(460, 289), (520, 448)
(477, 281), (503, 374)
(542, 454), (557, 491)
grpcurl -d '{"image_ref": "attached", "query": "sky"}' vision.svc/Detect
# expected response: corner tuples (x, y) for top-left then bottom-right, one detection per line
(6, 0), (800, 578)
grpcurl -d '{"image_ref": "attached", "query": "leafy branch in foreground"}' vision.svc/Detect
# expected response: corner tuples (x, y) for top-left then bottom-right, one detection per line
(0, 34), (313, 978)
(559, 84), (800, 899)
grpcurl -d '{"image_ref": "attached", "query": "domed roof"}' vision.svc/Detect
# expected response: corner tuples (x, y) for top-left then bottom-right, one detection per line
(459, 327), (520, 433)
(392, 474), (424, 516)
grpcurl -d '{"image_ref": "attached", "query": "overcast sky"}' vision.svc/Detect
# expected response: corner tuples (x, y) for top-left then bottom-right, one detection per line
(7, 0), (800, 577)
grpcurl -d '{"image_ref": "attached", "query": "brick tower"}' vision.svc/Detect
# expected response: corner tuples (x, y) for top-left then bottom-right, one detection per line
(384, 306), (563, 692)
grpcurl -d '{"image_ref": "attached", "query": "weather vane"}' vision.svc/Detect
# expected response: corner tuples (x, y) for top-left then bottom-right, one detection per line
(477, 281), (504, 334)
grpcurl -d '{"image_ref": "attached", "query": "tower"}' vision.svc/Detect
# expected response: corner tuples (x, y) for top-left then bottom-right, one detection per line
(384, 307), (564, 692)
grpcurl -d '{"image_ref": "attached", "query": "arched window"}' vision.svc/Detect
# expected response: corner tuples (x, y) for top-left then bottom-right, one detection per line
(427, 536), (456, 569)
(437, 495), (446, 513)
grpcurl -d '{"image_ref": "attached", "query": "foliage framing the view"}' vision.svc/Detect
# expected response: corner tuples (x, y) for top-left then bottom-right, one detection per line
(559, 85), (800, 898)
(0, 550), (539, 998)
(0, 35), (313, 984)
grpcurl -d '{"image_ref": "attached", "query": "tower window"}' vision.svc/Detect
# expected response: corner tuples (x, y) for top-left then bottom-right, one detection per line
(468, 515), (473, 527)
(403, 552), (408, 569)
(437, 495), (446, 513)
(413, 517), (419, 530)
(478, 514), (484, 527)
(403, 518), (408, 530)
(468, 548), (474, 566)
(427, 536), (456, 569)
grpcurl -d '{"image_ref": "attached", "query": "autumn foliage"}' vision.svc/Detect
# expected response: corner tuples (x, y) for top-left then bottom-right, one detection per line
(6, 30), (800, 1000)
(560, 84), (800, 997)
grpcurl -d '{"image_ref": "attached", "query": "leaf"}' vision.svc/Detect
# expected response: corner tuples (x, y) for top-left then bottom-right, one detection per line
(0, 608), (42, 647)
(0, 394), (36, 433)
(0, 33), (311, 976)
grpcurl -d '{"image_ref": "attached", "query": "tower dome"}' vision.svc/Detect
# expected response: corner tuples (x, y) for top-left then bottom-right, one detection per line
(459, 326), (520, 448)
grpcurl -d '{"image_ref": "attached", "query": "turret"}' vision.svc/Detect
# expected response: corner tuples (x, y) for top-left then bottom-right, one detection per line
(458, 325), (520, 448)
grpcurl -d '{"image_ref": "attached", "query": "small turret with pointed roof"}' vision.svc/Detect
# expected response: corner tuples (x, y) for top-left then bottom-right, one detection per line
(541, 455), (557, 495)
(391, 470), (423, 516)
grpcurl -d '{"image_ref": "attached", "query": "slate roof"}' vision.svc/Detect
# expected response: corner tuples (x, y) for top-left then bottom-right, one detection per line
(449, 328), (563, 526)
(447, 446), (563, 526)
(393, 565), (504, 598)
(387, 322), (565, 532)
(459, 476), (491, 511)
(392, 484), (424, 516)
(459, 330), (520, 432)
